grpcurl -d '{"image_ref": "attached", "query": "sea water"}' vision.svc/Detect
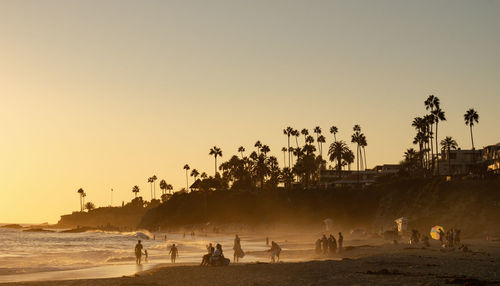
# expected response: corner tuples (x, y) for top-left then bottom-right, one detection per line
(0, 227), (267, 283)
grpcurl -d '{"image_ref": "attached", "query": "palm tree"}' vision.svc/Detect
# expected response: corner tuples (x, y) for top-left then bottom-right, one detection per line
(351, 125), (362, 183)
(359, 133), (367, 170)
(292, 129), (300, 148)
(261, 145), (270, 157)
(432, 107), (446, 172)
(254, 141), (262, 155)
(328, 140), (349, 178)
(317, 135), (326, 157)
(159, 179), (167, 195)
(166, 184), (173, 194)
(283, 127), (294, 168)
(329, 126), (338, 142)
(147, 177), (153, 200)
(306, 135), (314, 145)
(440, 136), (458, 175)
(238, 146), (245, 158)
(313, 126), (322, 151)
(209, 146), (223, 175)
(425, 95), (440, 160)
(183, 164), (190, 190)
(301, 128), (309, 145)
(77, 188), (84, 212)
(281, 147), (287, 167)
(152, 175), (157, 199)
(404, 148), (417, 162)
(201, 172), (208, 179)
(132, 185), (140, 198)
(190, 169), (200, 182)
(464, 108), (479, 150)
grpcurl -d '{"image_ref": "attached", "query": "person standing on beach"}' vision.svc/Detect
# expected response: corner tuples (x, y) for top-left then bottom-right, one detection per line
(135, 240), (143, 265)
(233, 234), (244, 263)
(169, 244), (178, 263)
(329, 234), (337, 254)
(315, 238), (322, 254)
(321, 234), (328, 254)
(338, 232), (343, 253)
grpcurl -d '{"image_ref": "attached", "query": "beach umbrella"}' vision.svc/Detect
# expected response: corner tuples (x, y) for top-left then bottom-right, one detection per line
(430, 225), (445, 240)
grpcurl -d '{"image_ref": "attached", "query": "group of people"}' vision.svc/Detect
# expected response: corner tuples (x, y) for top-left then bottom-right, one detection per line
(201, 243), (230, 266)
(315, 232), (343, 255)
(438, 228), (461, 248)
(135, 240), (178, 265)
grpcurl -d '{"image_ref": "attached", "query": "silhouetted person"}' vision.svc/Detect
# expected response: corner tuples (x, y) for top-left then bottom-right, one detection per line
(233, 234), (244, 263)
(321, 235), (328, 254)
(338, 232), (343, 253)
(210, 243), (225, 265)
(169, 244), (178, 263)
(201, 243), (214, 266)
(135, 240), (143, 264)
(455, 229), (461, 246)
(438, 229), (445, 247)
(422, 235), (430, 247)
(315, 238), (322, 254)
(329, 234), (337, 254)
(266, 236), (269, 246)
(143, 249), (148, 263)
(269, 241), (281, 263)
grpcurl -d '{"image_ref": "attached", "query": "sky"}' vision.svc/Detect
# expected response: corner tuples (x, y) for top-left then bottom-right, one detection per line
(0, 0), (499, 223)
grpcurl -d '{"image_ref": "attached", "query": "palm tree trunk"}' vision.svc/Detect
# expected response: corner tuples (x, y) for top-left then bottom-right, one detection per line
(283, 152), (286, 167)
(287, 136), (291, 168)
(295, 137), (299, 148)
(363, 147), (367, 170)
(357, 145), (360, 184)
(430, 124), (434, 172)
(185, 171), (189, 190)
(337, 155), (342, 178)
(435, 121), (439, 174)
(150, 183), (153, 201)
(448, 147), (451, 175)
(470, 125), (474, 150)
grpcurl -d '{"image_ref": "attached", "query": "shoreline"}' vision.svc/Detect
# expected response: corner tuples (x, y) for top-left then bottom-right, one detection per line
(2, 240), (499, 285)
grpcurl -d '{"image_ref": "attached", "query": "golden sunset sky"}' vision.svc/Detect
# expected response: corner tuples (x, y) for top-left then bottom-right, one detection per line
(1, 0), (499, 223)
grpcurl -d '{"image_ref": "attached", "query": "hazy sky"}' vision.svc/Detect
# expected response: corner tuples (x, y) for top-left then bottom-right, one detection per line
(1, 0), (499, 223)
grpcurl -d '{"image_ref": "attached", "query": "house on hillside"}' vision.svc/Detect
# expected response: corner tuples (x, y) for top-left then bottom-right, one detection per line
(438, 149), (481, 175)
(482, 143), (500, 174)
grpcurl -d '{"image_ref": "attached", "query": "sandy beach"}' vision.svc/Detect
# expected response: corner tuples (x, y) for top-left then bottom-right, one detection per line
(2, 237), (499, 286)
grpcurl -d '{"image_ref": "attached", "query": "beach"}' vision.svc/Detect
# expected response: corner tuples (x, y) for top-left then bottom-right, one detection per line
(2, 237), (499, 285)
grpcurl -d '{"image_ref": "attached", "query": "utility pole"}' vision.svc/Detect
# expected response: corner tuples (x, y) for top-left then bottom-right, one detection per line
(110, 188), (113, 207)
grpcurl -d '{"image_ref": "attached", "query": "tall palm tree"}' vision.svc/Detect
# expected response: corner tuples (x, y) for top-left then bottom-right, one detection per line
(313, 126), (322, 151)
(77, 188), (84, 212)
(440, 136), (458, 175)
(281, 147), (287, 167)
(329, 126), (338, 142)
(432, 107), (446, 172)
(425, 95), (440, 160)
(152, 175), (157, 199)
(292, 129), (300, 148)
(132, 185), (140, 198)
(306, 135), (314, 145)
(159, 179), (167, 195)
(464, 108), (479, 150)
(317, 135), (326, 157)
(238, 146), (245, 158)
(301, 128), (309, 145)
(328, 140), (349, 178)
(283, 127), (294, 168)
(423, 114), (435, 170)
(359, 133), (367, 170)
(351, 125), (362, 183)
(209, 146), (223, 175)
(190, 168), (200, 182)
(147, 177), (153, 200)
(183, 164), (190, 190)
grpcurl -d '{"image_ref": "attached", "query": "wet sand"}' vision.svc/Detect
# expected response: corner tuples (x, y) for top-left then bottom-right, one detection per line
(2, 239), (499, 285)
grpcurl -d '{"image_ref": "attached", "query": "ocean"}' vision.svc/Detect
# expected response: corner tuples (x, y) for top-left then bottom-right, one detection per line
(0, 227), (267, 283)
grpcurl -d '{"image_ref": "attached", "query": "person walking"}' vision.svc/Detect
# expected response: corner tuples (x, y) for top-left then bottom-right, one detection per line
(169, 244), (178, 263)
(338, 232), (343, 253)
(135, 240), (143, 265)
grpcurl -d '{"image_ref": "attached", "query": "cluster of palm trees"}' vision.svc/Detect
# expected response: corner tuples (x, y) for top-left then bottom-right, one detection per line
(77, 188), (87, 212)
(179, 125), (367, 191)
(404, 95), (479, 175)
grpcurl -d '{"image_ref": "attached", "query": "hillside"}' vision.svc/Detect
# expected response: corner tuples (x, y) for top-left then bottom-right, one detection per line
(138, 178), (500, 236)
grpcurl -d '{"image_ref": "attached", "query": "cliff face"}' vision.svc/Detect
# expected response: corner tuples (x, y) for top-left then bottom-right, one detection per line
(139, 178), (500, 236)
(372, 178), (500, 237)
(56, 206), (149, 230)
